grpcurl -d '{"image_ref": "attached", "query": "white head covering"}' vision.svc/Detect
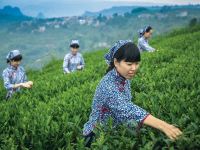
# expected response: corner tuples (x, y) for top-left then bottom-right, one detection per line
(70, 40), (79, 46)
(6, 50), (21, 60)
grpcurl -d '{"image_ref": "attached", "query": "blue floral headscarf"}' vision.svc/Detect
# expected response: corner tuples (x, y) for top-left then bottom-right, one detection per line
(104, 40), (132, 65)
(6, 50), (21, 61)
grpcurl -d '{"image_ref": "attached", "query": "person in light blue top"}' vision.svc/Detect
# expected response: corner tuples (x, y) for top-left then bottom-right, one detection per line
(83, 40), (182, 147)
(137, 26), (155, 52)
(2, 50), (33, 100)
(63, 40), (85, 74)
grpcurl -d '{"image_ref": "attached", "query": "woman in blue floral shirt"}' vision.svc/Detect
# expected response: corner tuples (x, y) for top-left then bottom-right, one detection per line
(2, 50), (33, 100)
(83, 40), (182, 147)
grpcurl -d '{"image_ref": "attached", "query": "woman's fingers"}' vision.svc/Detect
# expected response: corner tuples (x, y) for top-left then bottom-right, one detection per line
(174, 128), (182, 136)
(171, 126), (182, 136)
(164, 125), (182, 140)
(169, 130), (177, 140)
(23, 82), (32, 88)
(27, 81), (33, 86)
(23, 81), (33, 88)
(171, 128), (182, 139)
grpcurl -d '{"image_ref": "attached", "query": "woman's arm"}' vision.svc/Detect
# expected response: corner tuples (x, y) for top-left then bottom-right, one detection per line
(13, 82), (32, 89)
(143, 115), (182, 140)
(2, 71), (25, 90)
(107, 93), (182, 140)
(63, 55), (71, 74)
(2, 69), (32, 90)
(80, 54), (85, 68)
(77, 54), (85, 70)
(139, 38), (155, 52)
(83, 96), (104, 136)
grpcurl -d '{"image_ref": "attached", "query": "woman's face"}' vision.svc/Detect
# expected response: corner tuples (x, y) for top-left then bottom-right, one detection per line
(71, 47), (78, 55)
(114, 59), (140, 79)
(144, 29), (153, 39)
(10, 60), (21, 68)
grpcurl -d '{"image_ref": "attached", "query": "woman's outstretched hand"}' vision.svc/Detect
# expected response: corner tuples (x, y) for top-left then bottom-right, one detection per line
(27, 81), (33, 87)
(77, 65), (82, 70)
(143, 115), (182, 140)
(161, 123), (182, 140)
(21, 81), (33, 89)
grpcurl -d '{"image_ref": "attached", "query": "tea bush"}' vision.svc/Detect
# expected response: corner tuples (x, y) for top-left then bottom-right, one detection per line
(0, 26), (200, 149)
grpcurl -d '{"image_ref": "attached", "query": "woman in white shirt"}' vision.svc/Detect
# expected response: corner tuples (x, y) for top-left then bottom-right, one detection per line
(137, 26), (155, 52)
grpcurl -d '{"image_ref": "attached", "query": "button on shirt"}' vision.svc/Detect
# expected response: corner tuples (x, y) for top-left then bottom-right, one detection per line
(63, 52), (85, 73)
(2, 65), (27, 99)
(83, 68), (149, 136)
(138, 36), (155, 52)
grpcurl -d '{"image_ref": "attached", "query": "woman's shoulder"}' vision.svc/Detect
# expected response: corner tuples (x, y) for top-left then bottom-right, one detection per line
(138, 36), (145, 42)
(18, 66), (26, 72)
(2, 67), (9, 75)
(77, 52), (83, 57)
(2, 66), (13, 76)
(64, 53), (72, 59)
(97, 71), (115, 91)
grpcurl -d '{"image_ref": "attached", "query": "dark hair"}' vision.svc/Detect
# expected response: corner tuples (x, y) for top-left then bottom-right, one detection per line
(7, 55), (22, 63)
(139, 26), (153, 37)
(70, 44), (79, 49)
(106, 42), (140, 73)
(145, 26), (152, 33)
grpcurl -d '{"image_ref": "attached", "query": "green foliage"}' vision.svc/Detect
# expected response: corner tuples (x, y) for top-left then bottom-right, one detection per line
(131, 7), (148, 14)
(0, 26), (200, 149)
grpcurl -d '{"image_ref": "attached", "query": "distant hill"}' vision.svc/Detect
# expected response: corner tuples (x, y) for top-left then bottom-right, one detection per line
(0, 5), (25, 17)
(37, 12), (45, 19)
(83, 6), (138, 17)
(0, 5), (30, 22)
(0, 4), (200, 71)
(83, 5), (200, 17)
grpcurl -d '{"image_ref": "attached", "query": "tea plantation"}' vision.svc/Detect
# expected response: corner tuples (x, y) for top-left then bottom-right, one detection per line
(0, 25), (200, 149)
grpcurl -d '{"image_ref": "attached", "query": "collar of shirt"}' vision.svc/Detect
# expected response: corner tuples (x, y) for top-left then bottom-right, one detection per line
(111, 68), (126, 85)
(70, 52), (78, 57)
(142, 36), (148, 42)
(8, 65), (18, 71)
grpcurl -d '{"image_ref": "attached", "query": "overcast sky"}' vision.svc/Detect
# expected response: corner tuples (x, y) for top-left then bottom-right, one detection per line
(0, 0), (199, 17)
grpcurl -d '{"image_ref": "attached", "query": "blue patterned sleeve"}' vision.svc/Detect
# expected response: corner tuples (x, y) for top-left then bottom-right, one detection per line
(24, 74), (28, 82)
(2, 70), (13, 90)
(21, 67), (28, 82)
(108, 98), (149, 123)
(80, 54), (85, 69)
(139, 38), (155, 52)
(63, 55), (70, 73)
(83, 84), (106, 136)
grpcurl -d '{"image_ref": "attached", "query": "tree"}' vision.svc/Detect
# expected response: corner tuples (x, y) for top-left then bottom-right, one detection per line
(112, 13), (118, 18)
(131, 7), (148, 14)
(189, 18), (198, 27)
(97, 14), (107, 22)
